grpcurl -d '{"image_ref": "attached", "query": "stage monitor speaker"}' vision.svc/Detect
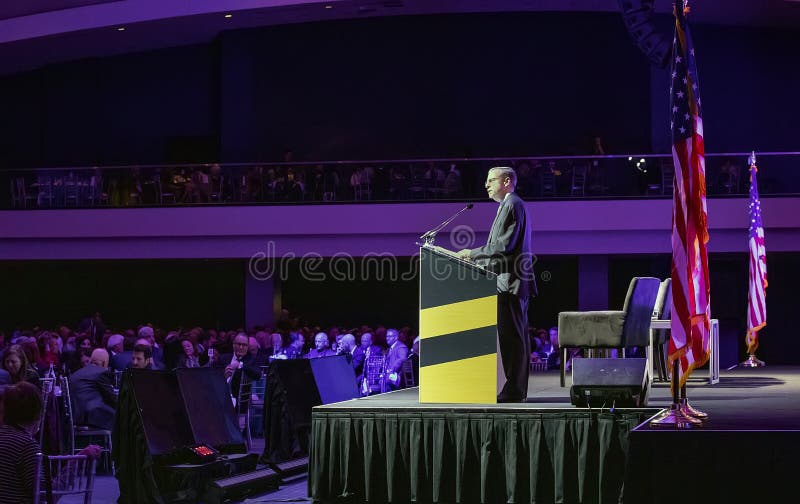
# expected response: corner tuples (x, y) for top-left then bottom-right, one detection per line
(130, 368), (246, 456)
(130, 370), (195, 455)
(570, 358), (649, 408)
(309, 355), (361, 404)
(203, 468), (280, 504)
(272, 355), (360, 427)
(177, 367), (244, 450)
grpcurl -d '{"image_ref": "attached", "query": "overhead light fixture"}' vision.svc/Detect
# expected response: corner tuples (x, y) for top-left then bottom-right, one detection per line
(224, 13), (233, 18)
(117, 27), (126, 31)
(325, 4), (333, 8)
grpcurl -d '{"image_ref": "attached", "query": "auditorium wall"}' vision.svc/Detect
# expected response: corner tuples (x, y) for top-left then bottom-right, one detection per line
(1, 12), (797, 167)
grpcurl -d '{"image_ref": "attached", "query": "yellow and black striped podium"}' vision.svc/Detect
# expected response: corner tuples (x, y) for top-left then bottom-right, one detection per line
(419, 246), (499, 403)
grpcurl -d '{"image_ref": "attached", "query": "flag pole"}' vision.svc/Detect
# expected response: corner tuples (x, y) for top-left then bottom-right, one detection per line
(649, 359), (703, 428)
(741, 353), (765, 367)
(650, 0), (709, 428)
(740, 150), (767, 368)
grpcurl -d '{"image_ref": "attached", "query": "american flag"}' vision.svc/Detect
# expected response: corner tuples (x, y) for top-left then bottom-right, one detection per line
(668, 0), (711, 388)
(746, 153), (767, 354)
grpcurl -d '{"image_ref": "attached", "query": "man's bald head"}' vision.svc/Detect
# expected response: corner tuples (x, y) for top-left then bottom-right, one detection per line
(90, 348), (110, 368)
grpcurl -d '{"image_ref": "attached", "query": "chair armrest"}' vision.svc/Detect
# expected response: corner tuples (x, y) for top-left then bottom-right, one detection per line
(558, 310), (626, 347)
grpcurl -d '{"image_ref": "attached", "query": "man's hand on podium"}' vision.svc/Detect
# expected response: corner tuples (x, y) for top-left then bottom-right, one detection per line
(455, 249), (472, 261)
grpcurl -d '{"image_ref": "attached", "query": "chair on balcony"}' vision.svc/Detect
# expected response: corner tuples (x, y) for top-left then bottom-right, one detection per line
(11, 177), (36, 208)
(661, 159), (675, 195)
(540, 161), (557, 197)
(570, 163), (588, 196)
(557, 276), (661, 387)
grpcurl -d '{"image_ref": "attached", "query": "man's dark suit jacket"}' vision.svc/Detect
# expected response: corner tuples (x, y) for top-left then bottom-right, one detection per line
(69, 364), (117, 430)
(352, 345), (381, 380)
(109, 351), (132, 372)
(222, 353), (263, 401)
(385, 342), (409, 374)
(468, 191), (536, 298)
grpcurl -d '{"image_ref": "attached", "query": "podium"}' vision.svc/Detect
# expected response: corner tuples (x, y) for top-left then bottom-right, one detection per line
(419, 245), (500, 403)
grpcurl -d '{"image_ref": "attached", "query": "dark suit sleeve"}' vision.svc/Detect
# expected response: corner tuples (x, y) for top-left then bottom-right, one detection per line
(242, 360), (262, 381)
(469, 200), (524, 262)
(390, 345), (409, 372)
(97, 370), (118, 407)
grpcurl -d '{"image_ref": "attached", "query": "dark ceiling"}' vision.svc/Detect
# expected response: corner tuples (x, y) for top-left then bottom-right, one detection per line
(0, 0), (798, 76)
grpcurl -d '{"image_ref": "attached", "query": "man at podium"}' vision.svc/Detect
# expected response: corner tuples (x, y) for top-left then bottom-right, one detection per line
(457, 166), (536, 402)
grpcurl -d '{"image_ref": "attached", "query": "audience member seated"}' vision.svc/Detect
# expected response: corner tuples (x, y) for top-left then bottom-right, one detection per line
(306, 332), (336, 359)
(267, 332), (288, 361)
(383, 328), (409, 391)
(137, 326), (164, 368)
(63, 336), (93, 373)
(353, 332), (380, 384)
(284, 332), (305, 360)
(69, 348), (117, 430)
(409, 336), (420, 386)
(546, 326), (561, 370)
(108, 334), (133, 371)
(177, 338), (201, 368)
(19, 340), (42, 378)
(225, 334), (262, 406)
(2, 345), (40, 388)
(36, 331), (61, 371)
(131, 344), (153, 370)
(338, 334), (358, 366)
(0, 382), (43, 503)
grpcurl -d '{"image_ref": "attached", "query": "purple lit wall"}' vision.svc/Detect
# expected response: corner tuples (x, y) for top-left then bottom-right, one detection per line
(2, 198), (799, 260)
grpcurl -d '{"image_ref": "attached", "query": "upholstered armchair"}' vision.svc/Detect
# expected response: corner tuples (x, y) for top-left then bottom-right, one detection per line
(558, 276), (661, 387)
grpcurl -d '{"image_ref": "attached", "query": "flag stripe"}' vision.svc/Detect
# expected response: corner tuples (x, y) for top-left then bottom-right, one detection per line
(668, 1), (711, 389)
(746, 160), (767, 354)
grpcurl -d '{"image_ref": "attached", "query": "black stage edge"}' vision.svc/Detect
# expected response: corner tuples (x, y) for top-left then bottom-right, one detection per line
(310, 366), (800, 504)
(309, 387), (660, 504)
(623, 366), (800, 504)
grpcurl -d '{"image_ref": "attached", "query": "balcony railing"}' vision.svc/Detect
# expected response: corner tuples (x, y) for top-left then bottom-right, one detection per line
(3, 152), (797, 209)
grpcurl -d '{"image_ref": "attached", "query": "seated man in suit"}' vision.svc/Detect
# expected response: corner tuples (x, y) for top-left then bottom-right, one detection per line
(306, 332), (336, 359)
(131, 344), (153, 370)
(383, 328), (409, 391)
(226, 333), (263, 408)
(69, 348), (117, 430)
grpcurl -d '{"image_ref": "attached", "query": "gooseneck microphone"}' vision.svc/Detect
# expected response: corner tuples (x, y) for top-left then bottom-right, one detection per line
(419, 203), (474, 245)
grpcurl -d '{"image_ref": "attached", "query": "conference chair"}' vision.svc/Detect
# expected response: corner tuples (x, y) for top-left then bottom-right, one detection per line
(42, 454), (97, 504)
(236, 376), (254, 452)
(32, 452), (43, 504)
(652, 278), (673, 382)
(62, 376), (114, 473)
(557, 276), (661, 387)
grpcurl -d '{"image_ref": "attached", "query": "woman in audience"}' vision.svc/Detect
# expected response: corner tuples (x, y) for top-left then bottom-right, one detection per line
(36, 331), (61, 370)
(0, 381), (43, 502)
(19, 340), (42, 378)
(177, 338), (201, 368)
(2, 345), (40, 388)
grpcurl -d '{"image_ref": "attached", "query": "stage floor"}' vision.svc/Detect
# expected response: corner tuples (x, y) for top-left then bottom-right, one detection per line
(313, 365), (800, 503)
(318, 364), (800, 430)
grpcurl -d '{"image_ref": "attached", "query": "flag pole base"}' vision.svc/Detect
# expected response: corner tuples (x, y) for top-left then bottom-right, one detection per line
(740, 354), (765, 368)
(649, 403), (703, 429)
(680, 397), (708, 420)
